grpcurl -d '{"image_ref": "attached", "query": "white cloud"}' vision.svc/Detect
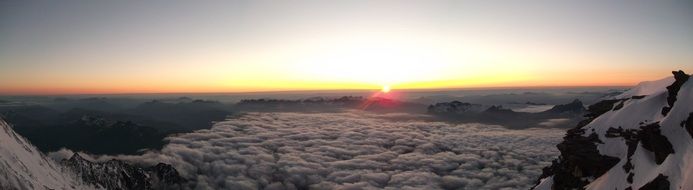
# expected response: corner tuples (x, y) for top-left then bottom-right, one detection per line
(52, 111), (564, 190)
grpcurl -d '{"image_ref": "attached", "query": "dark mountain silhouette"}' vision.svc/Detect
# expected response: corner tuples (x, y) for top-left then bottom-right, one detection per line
(427, 99), (586, 129)
(0, 99), (232, 154)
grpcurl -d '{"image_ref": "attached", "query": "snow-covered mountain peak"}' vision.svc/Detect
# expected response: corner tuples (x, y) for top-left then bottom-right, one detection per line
(0, 116), (184, 190)
(0, 118), (92, 190)
(534, 70), (693, 190)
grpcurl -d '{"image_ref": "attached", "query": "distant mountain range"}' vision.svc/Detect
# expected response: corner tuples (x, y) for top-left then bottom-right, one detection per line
(0, 100), (232, 154)
(427, 99), (586, 129)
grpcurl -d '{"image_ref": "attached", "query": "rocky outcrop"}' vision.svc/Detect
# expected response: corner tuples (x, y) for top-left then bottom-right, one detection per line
(537, 129), (620, 189)
(640, 174), (670, 190)
(426, 101), (484, 114)
(683, 113), (693, 138)
(662, 70), (689, 116)
(483, 105), (515, 114)
(580, 99), (622, 125)
(62, 153), (184, 190)
(543, 99), (585, 114)
(147, 163), (185, 189)
(638, 123), (675, 165)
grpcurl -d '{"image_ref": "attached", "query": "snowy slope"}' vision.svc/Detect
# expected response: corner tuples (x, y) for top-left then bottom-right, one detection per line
(0, 118), (93, 190)
(613, 76), (675, 99)
(534, 71), (692, 190)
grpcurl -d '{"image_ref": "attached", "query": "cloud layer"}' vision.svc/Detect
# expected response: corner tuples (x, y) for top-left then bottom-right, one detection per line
(53, 112), (564, 190)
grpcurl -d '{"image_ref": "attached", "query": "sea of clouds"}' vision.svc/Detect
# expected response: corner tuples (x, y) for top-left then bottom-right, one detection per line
(51, 111), (564, 190)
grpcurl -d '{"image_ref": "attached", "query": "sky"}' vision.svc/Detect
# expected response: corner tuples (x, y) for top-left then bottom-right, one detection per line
(1, 0), (692, 95)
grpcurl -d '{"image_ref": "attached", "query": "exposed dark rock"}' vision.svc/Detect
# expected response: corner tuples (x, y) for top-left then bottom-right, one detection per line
(605, 126), (640, 174)
(536, 129), (620, 189)
(639, 174), (669, 190)
(662, 107), (672, 116)
(682, 112), (693, 138)
(426, 101), (483, 114)
(613, 100), (625, 111)
(623, 159), (634, 173)
(661, 70), (689, 116)
(624, 130), (640, 175)
(62, 153), (184, 190)
(631, 95), (646, 99)
(63, 153), (150, 190)
(584, 99), (622, 119)
(605, 123), (673, 172)
(577, 99), (625, 128)
(483, 105), (515, 113)
(544, 99), (586, 114)
(605, 127), (625, 138)
(147, 163), (185, 189)
(638, 123), (674, 165)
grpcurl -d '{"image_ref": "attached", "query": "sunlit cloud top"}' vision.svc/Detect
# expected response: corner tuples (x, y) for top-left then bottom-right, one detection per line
(1, 0), (692, 95)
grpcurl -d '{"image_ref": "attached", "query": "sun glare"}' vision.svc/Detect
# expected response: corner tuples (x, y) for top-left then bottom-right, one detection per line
(382, 85), (391, 93)
(289, 37), (457, 88)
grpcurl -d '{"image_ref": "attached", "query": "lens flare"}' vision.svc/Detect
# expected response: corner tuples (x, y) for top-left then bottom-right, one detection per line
(382, 85), (391, 93)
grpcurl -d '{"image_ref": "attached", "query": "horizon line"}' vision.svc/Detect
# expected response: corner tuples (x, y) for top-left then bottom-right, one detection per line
(0, 84), (633, 97)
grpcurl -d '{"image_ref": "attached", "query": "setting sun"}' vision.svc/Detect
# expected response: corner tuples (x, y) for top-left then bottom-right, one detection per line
(382, 85), (391, 93)
(1, 0), (691, 95)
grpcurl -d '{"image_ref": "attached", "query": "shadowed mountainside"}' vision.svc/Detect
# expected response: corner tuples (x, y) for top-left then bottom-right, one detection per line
(0, 99), (232, 154)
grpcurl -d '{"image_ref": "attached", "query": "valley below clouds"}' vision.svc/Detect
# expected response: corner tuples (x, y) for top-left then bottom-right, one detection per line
(52, 111), (565, 190)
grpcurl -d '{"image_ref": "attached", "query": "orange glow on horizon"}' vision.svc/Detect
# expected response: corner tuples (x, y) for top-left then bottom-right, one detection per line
(0, 76), (656, 96)
(1, 1), (692, 96)
(0, 65), (676, 96)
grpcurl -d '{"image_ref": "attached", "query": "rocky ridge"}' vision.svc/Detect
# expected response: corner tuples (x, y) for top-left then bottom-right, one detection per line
(533, 70), (693, 190)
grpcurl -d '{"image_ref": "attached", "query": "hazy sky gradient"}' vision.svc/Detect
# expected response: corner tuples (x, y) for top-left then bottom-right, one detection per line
(1, 0), (692, 94)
